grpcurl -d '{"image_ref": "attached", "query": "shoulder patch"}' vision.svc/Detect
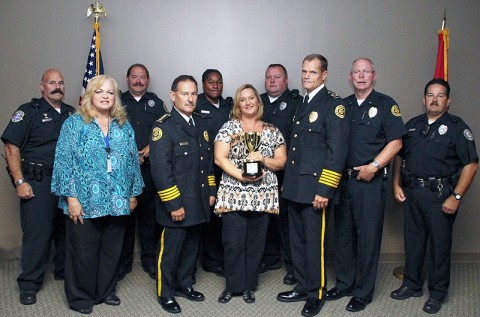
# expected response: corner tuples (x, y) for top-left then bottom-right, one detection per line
(335, 105), (345, 119)
(152, 127), (163, 141)
(11, 110), (25, 122)
(464, 129), (474, 141)
(327, 90), (341, 99)
(157, 113), (170, 123)
(391, 105), (401, 117)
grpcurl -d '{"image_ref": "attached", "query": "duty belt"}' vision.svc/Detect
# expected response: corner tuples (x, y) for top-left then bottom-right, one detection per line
(406, 177), (450, 189)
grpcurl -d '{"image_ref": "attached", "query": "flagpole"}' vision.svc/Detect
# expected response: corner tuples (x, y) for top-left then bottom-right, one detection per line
(87, 3), (107, 76)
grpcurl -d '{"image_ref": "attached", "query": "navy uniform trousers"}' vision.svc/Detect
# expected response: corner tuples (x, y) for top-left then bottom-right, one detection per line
(402, 186), (456, 301)
(17, 175), (65, 291)
(334, 174), (386, 300)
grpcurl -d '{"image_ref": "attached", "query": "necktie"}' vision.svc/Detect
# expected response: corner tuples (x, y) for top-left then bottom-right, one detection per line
(303, 95), (309, 105)
(188, 118), (195, 126)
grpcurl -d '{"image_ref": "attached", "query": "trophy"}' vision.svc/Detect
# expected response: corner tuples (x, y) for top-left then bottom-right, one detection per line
(241, 132), (263, 177)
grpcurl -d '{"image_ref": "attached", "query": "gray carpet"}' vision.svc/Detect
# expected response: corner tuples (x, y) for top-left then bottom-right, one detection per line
(0, 259), (479, 316)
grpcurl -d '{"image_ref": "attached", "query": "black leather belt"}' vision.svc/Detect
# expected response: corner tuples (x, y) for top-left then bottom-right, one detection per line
(408, 177), (450, 189)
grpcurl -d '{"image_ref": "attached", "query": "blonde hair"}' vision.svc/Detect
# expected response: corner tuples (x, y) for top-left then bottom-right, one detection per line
(231, 84), (263, 121)
(79, 75), (127, 126)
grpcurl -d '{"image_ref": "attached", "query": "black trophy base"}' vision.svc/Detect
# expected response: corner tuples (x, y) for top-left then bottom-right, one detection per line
(242, 161), (262, 177)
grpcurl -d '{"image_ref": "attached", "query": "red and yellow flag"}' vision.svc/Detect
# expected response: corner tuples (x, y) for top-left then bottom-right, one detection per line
(434, 15), (449, 81)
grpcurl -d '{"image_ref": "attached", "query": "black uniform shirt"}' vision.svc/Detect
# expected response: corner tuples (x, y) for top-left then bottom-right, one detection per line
(401, 112), (478, 178)
(1, 98), (75, 166)
(261, 89), (301, 148)
(195, 93), (232, 144)
(121, 91), (167, 150)
(345, 90), (407, 168)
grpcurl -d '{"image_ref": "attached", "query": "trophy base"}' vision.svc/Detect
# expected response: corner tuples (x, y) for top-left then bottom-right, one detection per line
(242, 161), (262, 177)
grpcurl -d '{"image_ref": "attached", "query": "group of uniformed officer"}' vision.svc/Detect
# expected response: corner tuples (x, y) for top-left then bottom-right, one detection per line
(3, 55), (478, 317)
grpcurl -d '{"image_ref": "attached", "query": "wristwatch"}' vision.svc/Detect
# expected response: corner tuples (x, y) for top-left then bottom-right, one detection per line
(372, 160), (381, 169)
(452, 192), (462, 200)
(14, 178), (26, 186)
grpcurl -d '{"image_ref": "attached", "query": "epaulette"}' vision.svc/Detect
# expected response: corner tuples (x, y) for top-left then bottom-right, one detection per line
(193, 112), (205, 119)
(157, 113), (171, 123)
(448, 113), (459, 123)
(327, 90), (341, 99)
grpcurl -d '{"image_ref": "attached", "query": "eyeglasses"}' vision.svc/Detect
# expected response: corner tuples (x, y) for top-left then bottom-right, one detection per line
(351, 69), (375, 76)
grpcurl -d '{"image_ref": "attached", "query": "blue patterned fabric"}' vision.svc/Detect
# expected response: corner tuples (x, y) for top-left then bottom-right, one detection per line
(51, 113), (144, 218)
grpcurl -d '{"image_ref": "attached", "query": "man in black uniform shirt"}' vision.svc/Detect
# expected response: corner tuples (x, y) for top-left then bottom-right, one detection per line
(277, 54), (349, 317)
(391, 79), (478, 314)
(117, 64), (168, 280)
(259, 64), (300, 285)
(1, 69), (75, 305)
(150, 75), (216, 314)
(196, 69), (231, 277)
(325, 58), (406, 312)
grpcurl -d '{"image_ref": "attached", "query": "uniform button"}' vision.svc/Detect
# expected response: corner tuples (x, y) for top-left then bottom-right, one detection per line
(201, 184), (205, 187)
(308, 128), (311, 131)
(184, 152), (188, 155)
(200, 157), (204, 160)
(292, 147), (296, 151)
(201, 170), (204, 174)
(296, 121), (300, 124)
(294, 134), (297, 138)
(291, 160), (295, 165)
(314, 173), (317, 176)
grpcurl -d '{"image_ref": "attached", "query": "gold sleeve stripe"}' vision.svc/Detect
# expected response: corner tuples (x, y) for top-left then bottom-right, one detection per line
(208, 175), (216, 186)
(318, 169), (342, 188)
(158, 186), (180, 201)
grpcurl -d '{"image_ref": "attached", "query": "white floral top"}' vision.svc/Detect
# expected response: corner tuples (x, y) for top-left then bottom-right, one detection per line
(214, 119), (285, 214)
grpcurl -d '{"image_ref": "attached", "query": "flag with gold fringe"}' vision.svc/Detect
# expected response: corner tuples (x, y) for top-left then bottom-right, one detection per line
(80, 22), (104, 104)
(434, 12), (449, 81)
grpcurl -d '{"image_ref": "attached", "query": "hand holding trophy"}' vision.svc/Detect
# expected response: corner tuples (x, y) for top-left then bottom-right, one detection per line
(241, 132), (263, 177)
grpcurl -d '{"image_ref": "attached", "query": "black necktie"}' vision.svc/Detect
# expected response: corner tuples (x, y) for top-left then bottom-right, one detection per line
(303, 95), (309, 105)
(188, 118), (195, 126)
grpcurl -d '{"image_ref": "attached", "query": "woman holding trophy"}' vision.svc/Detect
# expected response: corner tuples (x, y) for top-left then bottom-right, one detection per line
(214, 84), (287, 304)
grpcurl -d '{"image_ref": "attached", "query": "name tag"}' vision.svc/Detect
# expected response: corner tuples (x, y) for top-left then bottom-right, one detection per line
(42, 118), (53, 122)
(179, 142), (189, 146)
(201, 110), (210, 114)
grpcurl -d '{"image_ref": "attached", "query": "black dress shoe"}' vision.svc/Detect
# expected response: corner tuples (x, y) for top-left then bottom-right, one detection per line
(301, 298), (324, 317)
(242, 290), (255, 303)
(423, 297), (442, 314)
(218, 290), (233, 303)
(204, 266), (225, 277)
(325, 287), (353, 301)
(158, 297), (181, 314)
(20, 290), (37, 305)
(277, 290), (308, 302)
(346, 296), (371, 312)
(174, 287), (205, 302)
(72, 307), (93, 314)
(390, 285), (423, 300)
(283, 273), (297, 285)
(104, 294), (121, 306)
(259, 260), (282, 273)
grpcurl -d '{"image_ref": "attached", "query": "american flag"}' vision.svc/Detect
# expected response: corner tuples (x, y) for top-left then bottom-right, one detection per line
(80, 29), (104, 103)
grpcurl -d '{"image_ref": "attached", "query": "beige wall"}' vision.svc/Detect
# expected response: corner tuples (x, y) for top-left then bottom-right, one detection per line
(1, 0), (479, 259)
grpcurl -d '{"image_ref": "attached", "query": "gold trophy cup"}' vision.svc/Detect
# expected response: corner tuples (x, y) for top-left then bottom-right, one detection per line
(241, 132), (263, 177)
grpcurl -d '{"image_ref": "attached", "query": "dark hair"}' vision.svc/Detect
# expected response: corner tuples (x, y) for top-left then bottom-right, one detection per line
(126, 63), (150, 78)
(171, 75), (198, 91)
(303, 54), (328, 71)
(267, 64), (288, 77)
(202, 69), (222, 83)
(424, 78), (450, 98)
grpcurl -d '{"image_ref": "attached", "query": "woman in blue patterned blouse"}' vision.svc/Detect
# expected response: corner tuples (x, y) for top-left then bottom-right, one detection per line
(51, 75), (144, 314)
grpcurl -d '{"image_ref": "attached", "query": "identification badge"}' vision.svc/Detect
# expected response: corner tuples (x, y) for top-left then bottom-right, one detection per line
(107, 157), (112, 173)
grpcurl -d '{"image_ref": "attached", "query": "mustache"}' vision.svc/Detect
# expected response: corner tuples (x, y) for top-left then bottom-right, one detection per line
(133, 83), (144, 87)
(51, 89), (64, 95)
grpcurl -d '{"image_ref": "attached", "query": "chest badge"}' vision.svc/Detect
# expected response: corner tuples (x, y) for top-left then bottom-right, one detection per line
(11, 110), (25, 122)
(368, 107), (377, 118)
(148, 100), (155, 107)
(204, 130), (209, 142)
(152, 127), (163, 141)
(42, 113), (52, 122)
(279, 102), (287, 111)
(309, 111), (318, 123)
(438, 124), (448, 135)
